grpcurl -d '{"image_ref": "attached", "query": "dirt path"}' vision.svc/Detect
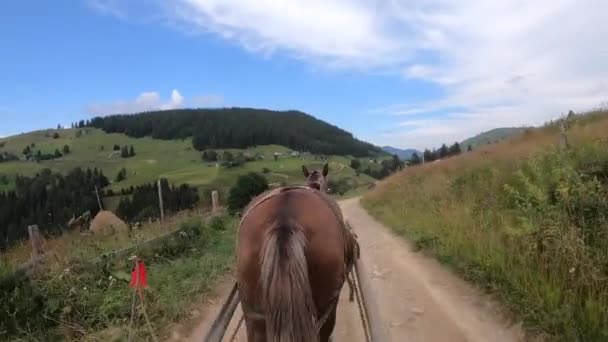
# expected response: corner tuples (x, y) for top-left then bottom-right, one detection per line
(178, 198), (526, 342)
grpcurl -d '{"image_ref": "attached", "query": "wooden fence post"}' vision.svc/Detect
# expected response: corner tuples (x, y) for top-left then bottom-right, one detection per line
(28, 225), (44, 262)
(211, 190), (219, 213)
(94, 185), (103, 210)
(560, 120), (570, 150)
(158, 179), (165, 225)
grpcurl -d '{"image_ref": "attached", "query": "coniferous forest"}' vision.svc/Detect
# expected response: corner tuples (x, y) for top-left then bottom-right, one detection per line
(0, 168), (109, 250)
(116, 179), (199, 222)
(88, 108), (381, 157)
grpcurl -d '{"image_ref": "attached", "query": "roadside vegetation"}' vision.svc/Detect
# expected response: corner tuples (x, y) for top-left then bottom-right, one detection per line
(363, 110), (608, 341)
(0, 215), (236, 341)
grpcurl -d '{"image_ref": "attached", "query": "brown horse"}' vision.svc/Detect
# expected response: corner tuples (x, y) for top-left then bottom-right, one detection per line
(236, 186), (353, 342)
(302, 163), (329, 192)
(302, 163), (358, 303)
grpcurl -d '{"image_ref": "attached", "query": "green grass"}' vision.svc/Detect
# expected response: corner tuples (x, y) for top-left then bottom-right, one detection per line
(362, 111), (608, 341)
(0, 128), (374, 198)
(0, 215), (236, 341)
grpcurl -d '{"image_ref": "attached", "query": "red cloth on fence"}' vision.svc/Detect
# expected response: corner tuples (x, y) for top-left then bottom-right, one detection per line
(129, 260), (148, 288)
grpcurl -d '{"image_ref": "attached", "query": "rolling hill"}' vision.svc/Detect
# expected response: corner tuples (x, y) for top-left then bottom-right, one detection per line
(0, 106), (385, 208)
(88, 108), (382, 157)
(460, 127), (529, 150)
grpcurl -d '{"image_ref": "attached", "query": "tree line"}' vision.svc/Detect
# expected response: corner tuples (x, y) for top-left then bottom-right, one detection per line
(409, 142), (463, 165)
(116, 179), (199, 222)
(88, 108), (380, 157)
(0, 152), (18, 163)
(0, 168), (109, 250)
(112, 145), (136, 158)
(20, 144), (70, 162)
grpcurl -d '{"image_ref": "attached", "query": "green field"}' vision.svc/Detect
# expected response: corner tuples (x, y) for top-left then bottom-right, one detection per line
(0, 128), (377, 197)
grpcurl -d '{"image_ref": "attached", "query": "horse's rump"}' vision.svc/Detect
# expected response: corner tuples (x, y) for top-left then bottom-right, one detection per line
(236, 188), (352, 342)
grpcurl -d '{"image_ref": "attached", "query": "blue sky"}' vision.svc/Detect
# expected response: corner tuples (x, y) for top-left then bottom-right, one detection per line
(1, 1), (606, 149)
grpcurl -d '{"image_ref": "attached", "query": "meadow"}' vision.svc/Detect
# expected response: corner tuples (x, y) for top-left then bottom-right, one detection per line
(363, 110), (608, 341)
(0, 128), (376, 198)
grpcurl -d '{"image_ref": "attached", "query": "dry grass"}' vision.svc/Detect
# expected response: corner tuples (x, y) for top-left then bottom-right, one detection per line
(1, 213), (236, 341)
(0, 208), (206, 271)
(363, 110), (608, 341)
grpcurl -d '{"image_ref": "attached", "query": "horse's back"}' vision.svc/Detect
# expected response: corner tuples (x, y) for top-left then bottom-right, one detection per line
(236, 188), (347, 316)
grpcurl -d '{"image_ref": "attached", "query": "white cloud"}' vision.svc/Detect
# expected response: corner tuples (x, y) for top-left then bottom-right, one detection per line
(170, 0), (414, 68)
(86, 89), (217, 116)
(87, 0), (126, 20)
(100, 1), (608, 149)
(86, 89), (184, 115)
(374, 0), (608, 149)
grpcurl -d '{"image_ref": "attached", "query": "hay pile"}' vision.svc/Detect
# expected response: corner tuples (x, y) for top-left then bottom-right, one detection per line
(89, 210), (128, 235)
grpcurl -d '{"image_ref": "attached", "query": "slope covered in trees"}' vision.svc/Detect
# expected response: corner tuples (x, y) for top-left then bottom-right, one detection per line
(88, 108), (381, 157)
(116, 179), (199, 222)
(0, 168), (109, 250)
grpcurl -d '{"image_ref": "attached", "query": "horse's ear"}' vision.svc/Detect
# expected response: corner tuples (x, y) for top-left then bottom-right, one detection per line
(302, 165), (310, 177)
(322, 163), (329, 177)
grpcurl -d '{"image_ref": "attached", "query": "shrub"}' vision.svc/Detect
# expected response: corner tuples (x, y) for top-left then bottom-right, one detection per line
(228, 172), (269, 214)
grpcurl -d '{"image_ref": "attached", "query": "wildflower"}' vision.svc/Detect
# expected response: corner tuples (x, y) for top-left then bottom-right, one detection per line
(569, 267), (576, 274)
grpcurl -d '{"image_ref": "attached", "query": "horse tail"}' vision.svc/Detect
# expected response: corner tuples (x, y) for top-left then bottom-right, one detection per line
(260, 220), (318, 342)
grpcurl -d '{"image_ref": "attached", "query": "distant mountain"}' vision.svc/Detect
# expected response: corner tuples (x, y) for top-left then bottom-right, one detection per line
(382, 146), (420, 160)
(461, 127), (529, 150)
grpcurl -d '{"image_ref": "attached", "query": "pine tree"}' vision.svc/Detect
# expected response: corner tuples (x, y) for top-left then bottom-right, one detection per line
(115, 168), (127, 182)
(63, 145), (70, 154)
(410, 152), (421, 165)
(129, 145), (135, 157)
(448, 142), (461, 156)
(121, 146), (129, 158)
(439, 144), (449, 159)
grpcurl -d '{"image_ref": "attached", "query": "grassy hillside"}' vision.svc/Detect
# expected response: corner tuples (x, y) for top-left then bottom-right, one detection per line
(363, 110), (608, 341)
(0, 128), (376, 197)
(461, 127), (528, 150)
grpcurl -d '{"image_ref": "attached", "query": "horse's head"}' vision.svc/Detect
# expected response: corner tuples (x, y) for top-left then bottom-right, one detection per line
(302, 163), (329, 193)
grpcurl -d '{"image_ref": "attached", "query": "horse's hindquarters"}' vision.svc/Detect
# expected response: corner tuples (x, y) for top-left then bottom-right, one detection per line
(236, 190), (348, 342)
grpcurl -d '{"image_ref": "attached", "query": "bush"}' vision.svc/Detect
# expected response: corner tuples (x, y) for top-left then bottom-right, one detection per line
(202, 150), (218, 162)
(115, 168), (127, 182)
(328, 178), (353, 196)
(350, 159), (361, 170)
(228, 172), (269, 214)
(262, 167), (271, 174)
